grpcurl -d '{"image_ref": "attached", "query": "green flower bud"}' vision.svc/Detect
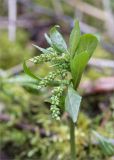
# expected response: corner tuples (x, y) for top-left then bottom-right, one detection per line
(30, 53), (58, 64)
(50, 86), (64, 120)
(28, 43), (70, 121)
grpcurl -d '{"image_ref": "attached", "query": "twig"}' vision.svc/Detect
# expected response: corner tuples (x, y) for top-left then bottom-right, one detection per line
(64, 0), (106, 20)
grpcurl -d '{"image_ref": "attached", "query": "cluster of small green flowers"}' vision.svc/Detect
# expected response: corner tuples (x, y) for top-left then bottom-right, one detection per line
(30, 49), (70, 120)
(37, 71), (57, 89)
(37, 69), (66, 89)
(30, 52), (58, 64)
(56, 61), (70, 70)
(56, 79), (70, 85)
(54, 61), (69, 78)
(51, 53), (70, 67)
(50, 86), (64, 120)
(58, 68), (67, 78)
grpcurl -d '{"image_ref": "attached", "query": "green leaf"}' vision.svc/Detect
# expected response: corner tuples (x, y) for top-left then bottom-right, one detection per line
(65, 86), (82, 123)
(4, 75), (39, 93)
(93, 131), (114, 156)
(23, 61), (41, 81)
(70, 51), (90, 89)
(75, 34), (98, 58)
(50, 26), (68, 53)
(69, 20), (81, 57)
(44, 33), (52, 46)
(33, 44), (51, 54)
(23, 83), (39, 94)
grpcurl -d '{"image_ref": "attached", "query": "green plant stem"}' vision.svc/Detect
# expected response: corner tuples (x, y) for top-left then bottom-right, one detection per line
(69, 118), (76, 160)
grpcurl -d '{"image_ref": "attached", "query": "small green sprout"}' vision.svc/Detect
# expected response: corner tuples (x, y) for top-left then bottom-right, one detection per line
(24, 20), (98, 122)
(24, 20), (98, 159)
